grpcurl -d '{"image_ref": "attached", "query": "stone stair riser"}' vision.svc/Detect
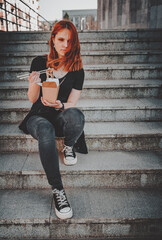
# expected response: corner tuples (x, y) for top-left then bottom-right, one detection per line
(0, 89), (28, 100)
(0, 220), (161, 239)
(1, 53), (162, 66)
(0, 43), (49, 52)
(0, 171), (161, 189)
(82, 54), (162, 64)
(0, 137), (64, 153)
(77, 30), (162, 39)
(85, 69), (162, 80)
(76, 109), (162, 122)
(81, 42), (162, 51)
(86, 137), (162, 151)
(0, 87), (161, 100)
(1, 68), (162, 81)
(1, 41), (162, 53)
(82, 87), (162, 99)
(1, 109), (161, 123)
(0, 136), (161, 152)
(0, 30), (162, 40)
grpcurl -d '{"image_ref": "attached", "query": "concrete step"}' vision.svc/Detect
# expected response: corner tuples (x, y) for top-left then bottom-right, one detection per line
(0, 122), (162, 152)
(0, 64), (162, 81)
(1, 50), (162, 66)
(84, 64), (162, 80)
(0, 98), (162, 123)
(0, 79), (162, 100)
(82, 50), (162, 64)
(0, 29), (162, 41)
(0, 151), (162, 189)
(80, 39), (162, 51)
(1, 39), (162, 53)
(0, 188), (161, 239)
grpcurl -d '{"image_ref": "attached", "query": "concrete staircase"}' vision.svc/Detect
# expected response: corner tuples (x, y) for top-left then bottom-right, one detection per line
(0, 29), (162, 239)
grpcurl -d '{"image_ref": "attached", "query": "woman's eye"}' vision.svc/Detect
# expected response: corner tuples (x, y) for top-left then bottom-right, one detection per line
(59, 38), (64, 41)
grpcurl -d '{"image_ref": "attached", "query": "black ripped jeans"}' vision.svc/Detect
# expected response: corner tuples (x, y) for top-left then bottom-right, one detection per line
(26, 108), (85, 189)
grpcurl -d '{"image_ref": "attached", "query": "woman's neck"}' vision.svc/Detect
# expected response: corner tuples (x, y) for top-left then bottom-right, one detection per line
(54, 65), (67, 78)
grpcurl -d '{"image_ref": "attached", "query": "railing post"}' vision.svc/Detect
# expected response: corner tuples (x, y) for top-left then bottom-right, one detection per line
(15, 3), (18, 31)
(4, 0), (8, 31)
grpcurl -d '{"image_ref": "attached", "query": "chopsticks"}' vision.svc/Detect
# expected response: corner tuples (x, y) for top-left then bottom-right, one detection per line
(17, 69), (48, 79)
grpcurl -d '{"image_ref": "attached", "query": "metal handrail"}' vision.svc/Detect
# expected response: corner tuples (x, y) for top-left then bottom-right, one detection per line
(0, 6), (32, 24)
(4, 0), (37, 22)
(19, 0), (50, 24)
(0, 0), (52, 31)
(0, 16), (38, 30)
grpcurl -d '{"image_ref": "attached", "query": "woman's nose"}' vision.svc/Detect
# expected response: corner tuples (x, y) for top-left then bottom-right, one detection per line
(64, 41), (68, 48)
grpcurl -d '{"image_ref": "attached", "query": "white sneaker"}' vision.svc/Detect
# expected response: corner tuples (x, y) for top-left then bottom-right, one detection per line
(62, 145), (77, 165)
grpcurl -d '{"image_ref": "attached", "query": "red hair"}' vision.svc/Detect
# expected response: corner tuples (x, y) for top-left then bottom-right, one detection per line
(47, 20), (83, 72)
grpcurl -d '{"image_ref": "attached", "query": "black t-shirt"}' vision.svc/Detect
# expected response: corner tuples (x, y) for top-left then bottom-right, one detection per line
(19, 56), (85, 133)
(30, 56), (84, 114)
(30, 56), (84, 101)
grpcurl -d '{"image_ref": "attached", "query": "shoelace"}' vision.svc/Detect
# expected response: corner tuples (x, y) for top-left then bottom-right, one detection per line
(52, 189), (68, 208)
(62, 145), (74, 157)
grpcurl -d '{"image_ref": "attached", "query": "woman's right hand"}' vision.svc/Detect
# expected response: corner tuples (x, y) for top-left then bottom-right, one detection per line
(28, 71), (41, 84)
(27, 71), (41, 103)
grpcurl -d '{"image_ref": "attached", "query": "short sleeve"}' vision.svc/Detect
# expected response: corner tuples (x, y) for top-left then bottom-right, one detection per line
(73, 68), (85, 90)
(30, 56), (47, 73)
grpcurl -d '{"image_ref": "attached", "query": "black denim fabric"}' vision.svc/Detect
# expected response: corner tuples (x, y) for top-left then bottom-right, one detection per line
(26, 108), (85, 189)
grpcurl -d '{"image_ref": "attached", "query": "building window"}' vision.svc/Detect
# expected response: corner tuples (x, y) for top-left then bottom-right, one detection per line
(11, 6), (14, 13)
(1, 18), (3, 25)
(18, 9), (23, 18)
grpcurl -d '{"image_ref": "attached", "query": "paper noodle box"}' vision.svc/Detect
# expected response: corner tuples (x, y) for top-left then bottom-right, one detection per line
(41, 78), (59, 104)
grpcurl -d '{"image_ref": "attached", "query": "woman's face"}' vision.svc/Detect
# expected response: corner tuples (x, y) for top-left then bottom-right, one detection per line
(53, 28), (71, 58)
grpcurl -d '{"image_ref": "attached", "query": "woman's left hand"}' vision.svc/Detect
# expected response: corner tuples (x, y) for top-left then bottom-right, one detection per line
(41, 97), (63, 109)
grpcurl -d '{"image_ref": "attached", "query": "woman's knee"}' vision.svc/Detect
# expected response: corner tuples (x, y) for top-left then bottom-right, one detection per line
(27, 116), (55, 140)
(63, 108), (85, 126)
(37, 120), (55, 139)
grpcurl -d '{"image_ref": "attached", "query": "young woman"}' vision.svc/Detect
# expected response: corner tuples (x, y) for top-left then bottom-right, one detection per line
(19, 20), (88, 220)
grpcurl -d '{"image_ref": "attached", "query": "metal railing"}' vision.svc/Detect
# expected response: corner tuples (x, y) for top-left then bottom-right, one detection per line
(0, 0), (52, 31)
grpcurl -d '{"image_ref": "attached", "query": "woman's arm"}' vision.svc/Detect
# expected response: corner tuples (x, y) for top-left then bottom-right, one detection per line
(65, 88), (81, 108)
(28, 72), (41, 103)
(41, 88), (81, 109)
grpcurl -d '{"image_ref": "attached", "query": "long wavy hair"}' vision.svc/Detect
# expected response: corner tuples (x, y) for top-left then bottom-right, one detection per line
(47, 20), (83, 72)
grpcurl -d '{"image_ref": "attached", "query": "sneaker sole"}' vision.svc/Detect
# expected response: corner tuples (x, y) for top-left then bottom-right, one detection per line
(63, 156), (77, 166)
(55, 207), (73, 219)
